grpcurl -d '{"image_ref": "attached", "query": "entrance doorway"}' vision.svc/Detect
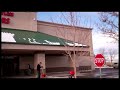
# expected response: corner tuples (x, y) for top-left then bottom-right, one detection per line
(1, 55), (19, 77)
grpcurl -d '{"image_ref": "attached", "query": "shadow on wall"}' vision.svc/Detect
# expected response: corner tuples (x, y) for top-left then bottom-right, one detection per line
(78, 58), (95, 70)
(79, 66), (92, 72)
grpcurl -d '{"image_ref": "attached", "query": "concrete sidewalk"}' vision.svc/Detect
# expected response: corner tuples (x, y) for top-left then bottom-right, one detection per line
(44, 71), (92, 78)
(1, 71), (93, 78)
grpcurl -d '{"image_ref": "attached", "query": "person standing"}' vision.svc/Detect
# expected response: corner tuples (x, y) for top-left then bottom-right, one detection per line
(37, 62), (42, 78)
(28, 64), (32, 75)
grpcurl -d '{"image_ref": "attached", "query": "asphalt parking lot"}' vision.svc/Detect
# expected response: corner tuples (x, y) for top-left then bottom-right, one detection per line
(77, 68), (119, 78)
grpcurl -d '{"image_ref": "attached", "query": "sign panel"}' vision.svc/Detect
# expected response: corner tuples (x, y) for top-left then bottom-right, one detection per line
(95, 54), (105, 67)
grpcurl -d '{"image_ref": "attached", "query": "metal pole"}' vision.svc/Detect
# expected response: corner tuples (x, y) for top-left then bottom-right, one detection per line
(100, 67), (102, 78)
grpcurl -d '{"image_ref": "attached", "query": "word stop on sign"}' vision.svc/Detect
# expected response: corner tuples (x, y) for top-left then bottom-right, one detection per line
(95, 58), (104, 63)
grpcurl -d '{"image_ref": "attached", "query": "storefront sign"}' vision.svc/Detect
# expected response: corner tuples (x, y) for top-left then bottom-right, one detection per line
(1, 12), (14, 24)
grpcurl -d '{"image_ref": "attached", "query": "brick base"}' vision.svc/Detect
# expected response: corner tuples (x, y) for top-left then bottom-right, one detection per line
(46, 67), (79, 73)
(19, 67), (79, 75)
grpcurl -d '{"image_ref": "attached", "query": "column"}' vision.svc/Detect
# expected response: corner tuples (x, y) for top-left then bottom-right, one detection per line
(34, 52), (46, 75)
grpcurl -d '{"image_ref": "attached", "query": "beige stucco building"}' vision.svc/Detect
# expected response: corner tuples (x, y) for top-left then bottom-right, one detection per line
(1, 12), (95, 77)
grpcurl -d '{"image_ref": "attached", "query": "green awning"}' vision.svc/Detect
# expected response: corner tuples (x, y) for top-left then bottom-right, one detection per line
(1, 28), (87, 47)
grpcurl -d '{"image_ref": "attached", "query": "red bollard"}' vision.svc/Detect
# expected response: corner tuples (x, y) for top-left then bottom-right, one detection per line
(69, 70), (75, 78)
(41, 73), (46, 78)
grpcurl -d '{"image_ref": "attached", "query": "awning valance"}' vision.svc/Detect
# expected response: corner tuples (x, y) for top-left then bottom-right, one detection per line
(1, 28), (88, 47)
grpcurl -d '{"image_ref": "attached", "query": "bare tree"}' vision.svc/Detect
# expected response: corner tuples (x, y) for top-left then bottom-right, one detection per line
(50, 12), (93, 78)
(107, 48), (117, 67)
(96, 12), (119, 42)
(98, 47), (107, 64)
(98, 48), (106, 56)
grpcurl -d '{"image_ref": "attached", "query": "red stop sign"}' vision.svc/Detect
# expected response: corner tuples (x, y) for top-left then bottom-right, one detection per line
(94, 54), (105, 67)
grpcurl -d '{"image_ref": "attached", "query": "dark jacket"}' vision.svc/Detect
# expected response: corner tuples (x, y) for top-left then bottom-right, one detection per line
(37, 64), (41, 71)
(28, 64), (31, 69)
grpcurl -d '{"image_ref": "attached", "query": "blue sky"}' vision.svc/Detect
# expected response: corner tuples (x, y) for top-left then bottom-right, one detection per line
(37, 12), (99, 28)
(37, 12), (118, 61)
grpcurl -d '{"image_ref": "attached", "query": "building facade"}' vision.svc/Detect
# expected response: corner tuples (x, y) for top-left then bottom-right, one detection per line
(1, 12), (95, 77)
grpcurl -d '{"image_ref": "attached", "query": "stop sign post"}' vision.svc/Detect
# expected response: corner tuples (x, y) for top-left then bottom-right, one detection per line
(94, 54), (105, 78)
